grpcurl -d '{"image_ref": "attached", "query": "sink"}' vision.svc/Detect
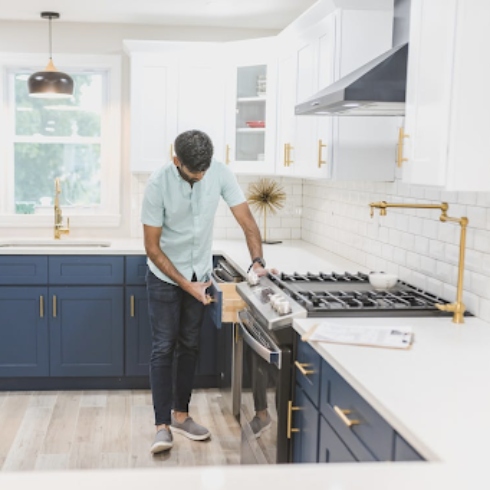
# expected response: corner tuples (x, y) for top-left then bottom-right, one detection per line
(0, 239), (112, 248)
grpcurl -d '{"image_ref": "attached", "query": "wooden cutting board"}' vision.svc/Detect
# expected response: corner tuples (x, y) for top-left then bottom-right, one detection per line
(219, 283), (246, 323)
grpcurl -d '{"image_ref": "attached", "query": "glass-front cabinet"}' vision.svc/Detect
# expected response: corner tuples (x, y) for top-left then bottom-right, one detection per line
(224, 38), (277, 175)
(235, 65), (267, 163)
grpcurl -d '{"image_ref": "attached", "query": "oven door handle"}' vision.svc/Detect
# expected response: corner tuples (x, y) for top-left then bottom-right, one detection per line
(237, 310), (281, 369)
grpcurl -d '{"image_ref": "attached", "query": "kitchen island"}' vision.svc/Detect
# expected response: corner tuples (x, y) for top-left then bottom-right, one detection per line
(0, 239), (488, 487)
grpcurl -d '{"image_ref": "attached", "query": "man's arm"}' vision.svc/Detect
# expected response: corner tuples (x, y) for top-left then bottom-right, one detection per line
(230, 202), (267, 275)
(143, 224), (211, 303)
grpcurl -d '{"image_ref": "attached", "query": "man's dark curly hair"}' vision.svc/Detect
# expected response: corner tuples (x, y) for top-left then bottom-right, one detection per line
(174, 130), (214, 173)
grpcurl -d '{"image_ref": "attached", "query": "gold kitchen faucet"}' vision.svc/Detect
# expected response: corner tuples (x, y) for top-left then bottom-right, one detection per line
(369, 201), (469, 324)
(54, 178), (70, 239)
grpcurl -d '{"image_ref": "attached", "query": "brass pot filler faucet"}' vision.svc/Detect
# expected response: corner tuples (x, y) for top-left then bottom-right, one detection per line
(54, 178), (70, 239)
(369, 201), (469, 324)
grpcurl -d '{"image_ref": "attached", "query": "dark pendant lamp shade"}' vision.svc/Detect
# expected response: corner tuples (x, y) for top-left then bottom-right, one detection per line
(28, 12), (74, 98)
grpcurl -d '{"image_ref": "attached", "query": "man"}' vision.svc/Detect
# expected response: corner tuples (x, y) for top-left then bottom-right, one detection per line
(141, 129), (268, 454)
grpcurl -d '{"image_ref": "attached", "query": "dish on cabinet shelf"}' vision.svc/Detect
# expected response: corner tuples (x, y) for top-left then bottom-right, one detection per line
(246, 121), (265, 128)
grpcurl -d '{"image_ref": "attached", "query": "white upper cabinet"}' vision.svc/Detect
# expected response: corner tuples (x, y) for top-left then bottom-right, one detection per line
(402, 0), (490, 191)
(222, 37), (277, 175)
(126, 42), (225, 173)
(277, 9), (398, 180)
(275, 35), (299, 177)
(128, 50), (179, 173)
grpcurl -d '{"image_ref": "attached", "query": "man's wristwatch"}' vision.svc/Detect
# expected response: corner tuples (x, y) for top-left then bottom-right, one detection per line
(247, 257), (266, 272)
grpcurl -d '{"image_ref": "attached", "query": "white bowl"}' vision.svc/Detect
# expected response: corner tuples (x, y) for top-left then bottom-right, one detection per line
(368, 272), (398, 290)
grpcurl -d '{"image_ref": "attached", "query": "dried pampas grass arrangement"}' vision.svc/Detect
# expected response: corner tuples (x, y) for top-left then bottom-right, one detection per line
(247, 178), (286, 244)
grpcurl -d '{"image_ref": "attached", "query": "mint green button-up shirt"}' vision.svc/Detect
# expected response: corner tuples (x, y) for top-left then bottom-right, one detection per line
(141, 160), (245, 285)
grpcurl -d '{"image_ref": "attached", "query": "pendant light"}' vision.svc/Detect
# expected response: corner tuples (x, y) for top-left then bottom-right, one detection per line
(28, 12), (74, 98)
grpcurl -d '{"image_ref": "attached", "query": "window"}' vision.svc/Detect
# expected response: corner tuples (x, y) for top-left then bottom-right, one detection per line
(0, 54), (121, 227)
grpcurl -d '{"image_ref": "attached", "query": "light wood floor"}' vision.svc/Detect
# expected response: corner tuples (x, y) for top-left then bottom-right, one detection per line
(0, 389), (240, 472)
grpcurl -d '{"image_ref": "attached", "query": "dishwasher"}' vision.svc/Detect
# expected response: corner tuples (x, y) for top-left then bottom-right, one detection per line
(212, 255), (245, 420)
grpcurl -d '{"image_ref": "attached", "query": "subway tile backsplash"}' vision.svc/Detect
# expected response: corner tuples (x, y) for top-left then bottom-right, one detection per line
(131, 173), (490, 323)
(302, 179), (490, 323)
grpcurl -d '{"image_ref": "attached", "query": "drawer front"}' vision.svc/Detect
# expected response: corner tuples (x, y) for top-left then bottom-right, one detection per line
(125, 256), (148, 285)
(49, 256), (124, 285)
(0, 256), (48, 285)
(295, 338), (322, 407)
(321, 361), (393, 461)
(394, 433), (425, 461)
(318, 415), (357, 463)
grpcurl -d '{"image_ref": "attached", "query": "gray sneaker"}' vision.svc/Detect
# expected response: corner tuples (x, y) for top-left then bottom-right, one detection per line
(150, 428), (173, 454)
(250, 413), (271, 438)
(170, 414), (211, 441)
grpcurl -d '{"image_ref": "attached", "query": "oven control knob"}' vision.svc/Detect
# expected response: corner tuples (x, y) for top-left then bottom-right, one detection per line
(276, 300), (292, 315)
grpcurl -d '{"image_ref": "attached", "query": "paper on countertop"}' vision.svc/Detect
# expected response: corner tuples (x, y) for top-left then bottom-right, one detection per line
(302, 322), (414, 350)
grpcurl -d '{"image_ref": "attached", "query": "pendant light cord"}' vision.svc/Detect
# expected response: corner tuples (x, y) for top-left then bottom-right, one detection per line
(48, 15), (53, 60)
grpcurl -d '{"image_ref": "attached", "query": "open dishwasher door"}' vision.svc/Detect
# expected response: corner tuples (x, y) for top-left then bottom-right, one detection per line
(212, 255), (245, 420)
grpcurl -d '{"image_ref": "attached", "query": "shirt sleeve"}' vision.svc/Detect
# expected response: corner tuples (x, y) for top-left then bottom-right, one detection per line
(220, 163), (246, 208)
(141, 174), (165, 227)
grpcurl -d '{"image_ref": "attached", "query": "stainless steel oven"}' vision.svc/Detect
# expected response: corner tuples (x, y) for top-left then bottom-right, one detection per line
(237, 309), (293, 464)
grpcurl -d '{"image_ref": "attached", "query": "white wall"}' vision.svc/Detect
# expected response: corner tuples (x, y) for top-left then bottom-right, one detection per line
(302, 176), (490, 323)
(0, 20), (276, 239)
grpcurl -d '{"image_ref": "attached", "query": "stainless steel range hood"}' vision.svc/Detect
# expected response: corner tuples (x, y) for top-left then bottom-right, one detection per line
(295, 43), (408, 116)
(295, 0), (410, 117)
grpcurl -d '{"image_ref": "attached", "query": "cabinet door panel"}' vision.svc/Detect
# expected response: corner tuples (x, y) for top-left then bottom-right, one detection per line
(0, 287), (48, 376)
(0, 256), (48, 285)
(394, 433), (424, 462)
(49, 256), (124, 285)
(325, 365), (393, 461)
(292, 384), (319, 463)
(125, 286), (152, 376)
(125, 256), (148, 285)
(130, 54), (179, 172)
(177, 60), (226, 162)
(295, 339), (321, 407)
(319, 415), (357, 463)
(50, 287), (124, 376)
(403, 0), (457, 186)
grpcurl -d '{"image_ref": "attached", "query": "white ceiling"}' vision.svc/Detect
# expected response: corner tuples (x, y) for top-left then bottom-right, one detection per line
(0, 0), (321, 30)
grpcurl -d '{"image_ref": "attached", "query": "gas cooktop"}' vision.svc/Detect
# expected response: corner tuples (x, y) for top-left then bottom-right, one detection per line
(268, 271), (459, 317)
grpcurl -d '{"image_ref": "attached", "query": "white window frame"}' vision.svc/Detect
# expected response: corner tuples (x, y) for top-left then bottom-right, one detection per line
(0, 53), (121, 227)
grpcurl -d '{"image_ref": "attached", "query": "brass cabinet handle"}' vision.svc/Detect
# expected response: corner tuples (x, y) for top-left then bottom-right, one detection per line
(284, 143), (294, 167)
(294, 360), (315, 376)
(52, 295), (57, 318)
(226, 144), (231, 164)
(318, 139), (327, 167)
(397, 127), (409, 167)
(333, 405), (360, 427)
(170, 144), (174, 161)
(287, 400), (301, 439)
(39, 296), (44, 318)
(130, 295), (135, 317)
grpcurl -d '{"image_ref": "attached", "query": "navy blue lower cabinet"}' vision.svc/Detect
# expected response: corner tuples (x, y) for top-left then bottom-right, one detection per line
(318, 415), (357, 463)
(49, 287), (124, 377)
(292, 384), (319, 463)
(394, 433), (425, 461)
(0, 287), (49, 376)
(125, 286), (152, 376)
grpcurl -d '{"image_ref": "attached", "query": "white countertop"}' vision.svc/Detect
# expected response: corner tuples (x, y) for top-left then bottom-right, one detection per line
(293, 316), (490, 465)
(0, 238), (366, 276)
(0, 238), (488, 488)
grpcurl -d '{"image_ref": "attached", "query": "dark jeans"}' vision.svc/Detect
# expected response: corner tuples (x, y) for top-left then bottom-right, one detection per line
(146, 270), (205, 426)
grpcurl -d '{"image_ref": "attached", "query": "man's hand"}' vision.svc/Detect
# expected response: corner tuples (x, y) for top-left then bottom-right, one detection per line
(186, 280), (213, 304)
(252, 263), (279, 277)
